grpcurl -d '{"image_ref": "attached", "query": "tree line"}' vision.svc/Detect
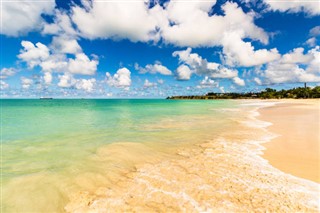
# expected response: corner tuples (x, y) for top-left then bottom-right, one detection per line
(167, 86), (320, 99)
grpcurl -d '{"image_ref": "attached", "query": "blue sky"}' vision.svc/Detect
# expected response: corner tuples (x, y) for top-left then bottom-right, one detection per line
(1, 0), (319, 98)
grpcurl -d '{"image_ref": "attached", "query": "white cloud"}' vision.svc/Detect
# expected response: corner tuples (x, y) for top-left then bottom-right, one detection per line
(71, 1), (160, 42)
(281, 47), (312, 64)
(18, 41), (98, 75)
(106, 68), (131, 89)
(75, 78), (96, 92)
(176, 64), (192, 80)
(0, 80), (9, 90)
(43, 72), (53, 85)
(310, 26), (320, 37)
(253, 77), (262, 85)
(263, 62), (320, 84)
(1, 0), (55, 36)
(232, 77), (245, 86)
(210, 67), (238, 79)
(70, 1), (270, 53)
(260, 46), (320, 84)
(197, 76), (218, 88)
(306, 46), (320, 73)
(0, 68), (16, 79)
(264, 0), (320, 16)
(57, 73), (96, 92)
(143, 79), (157, 88)
(306, 37), (317, 47)
(58, 73), (75, 88)
(136, 62), (172, 75)
(51, 36), (82, 54)
(161, 1), (268, 47)
(42, 10), (77, 37)
(68, 53), (98, 75)
(21, 77), (33, 89)
(18, 41), (50, 68)
(173, 48), (207, 70)
(40, 54), (68, 72)
(173, 48), (238, 79)
(222, 32), (281, 67)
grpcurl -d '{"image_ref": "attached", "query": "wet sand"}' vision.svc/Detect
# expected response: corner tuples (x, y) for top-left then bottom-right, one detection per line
(260, 99), (320, 183)
(65, 101), (320, 212)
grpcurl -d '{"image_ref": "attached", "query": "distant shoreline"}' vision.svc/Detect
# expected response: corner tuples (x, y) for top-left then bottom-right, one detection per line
(167, 86), (320, 100)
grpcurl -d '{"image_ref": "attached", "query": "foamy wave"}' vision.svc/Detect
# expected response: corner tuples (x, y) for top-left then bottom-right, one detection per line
(240, 109), (274, 129)
(65, 134), (320, 212)
(64, 101), (319, 212)
(240, 101), (279, 107)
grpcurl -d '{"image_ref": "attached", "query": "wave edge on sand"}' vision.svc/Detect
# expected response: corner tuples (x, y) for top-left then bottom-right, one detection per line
(65, 101), (320, 212)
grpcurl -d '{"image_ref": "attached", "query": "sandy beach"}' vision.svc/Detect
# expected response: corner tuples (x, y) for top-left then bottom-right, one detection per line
(64, 100), (320, 212)
(259, 99), (320, 183)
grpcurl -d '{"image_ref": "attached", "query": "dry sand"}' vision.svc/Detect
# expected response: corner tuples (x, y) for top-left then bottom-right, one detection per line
(259, 99), (320, 183)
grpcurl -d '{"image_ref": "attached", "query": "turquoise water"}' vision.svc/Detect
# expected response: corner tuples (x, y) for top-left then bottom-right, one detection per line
(1, 99), (236, 212)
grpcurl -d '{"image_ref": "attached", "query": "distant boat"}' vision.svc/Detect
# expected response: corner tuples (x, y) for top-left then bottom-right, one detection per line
(40, 97), (53, 100)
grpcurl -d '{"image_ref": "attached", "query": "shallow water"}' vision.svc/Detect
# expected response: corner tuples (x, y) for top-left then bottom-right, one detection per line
(1, 99), (319, 212)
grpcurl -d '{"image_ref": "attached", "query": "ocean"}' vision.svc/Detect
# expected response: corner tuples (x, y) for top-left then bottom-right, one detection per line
(1, 99), (318, 212)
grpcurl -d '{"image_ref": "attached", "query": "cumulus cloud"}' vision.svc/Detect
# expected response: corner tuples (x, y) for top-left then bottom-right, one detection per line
(58, 73), (75, 88)
(232, 77), (246, 86)
(106, 68), (131, 89)
(51, 36), (82, 54)
(162, 1), (269, 47)
(40, 54), (69, 72)
(281, 47), (312, 64)
(136, 62), (172, 75)
(306, 46), (320, 73)
(18, 41), (50, 68)
(143, 79), (157, 88)
(68, 0), (279, 69)
(68, 53), (98, 75)
(69, 1), (270, 54)
(260, 46), (320, 84)
(0, 80), (9, 90)
(176, 65), (192, 80)
(264, 0), (320, 16)
(0, 68), (16, 79)
(75, 78), (96, 92)
(42, 10), (77, 37)
(197, 76), (218, 88)
(263, 62), (320, 84)
(43, 72), (53, 85)
(173, 48), (238, 80)
(1, 0), (55, 36)
(18, 41), (98, 75)
(21, 77), (33, 89)
(71, 1), (160, 42)
(222, 32), (281, 67)
(58, 73), (96, 92)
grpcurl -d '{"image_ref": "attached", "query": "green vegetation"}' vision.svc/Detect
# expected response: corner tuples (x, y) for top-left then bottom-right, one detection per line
(167, 86), (320, 100)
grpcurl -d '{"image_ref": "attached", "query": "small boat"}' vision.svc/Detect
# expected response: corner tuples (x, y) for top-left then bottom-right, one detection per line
(40, 97), (53, 100)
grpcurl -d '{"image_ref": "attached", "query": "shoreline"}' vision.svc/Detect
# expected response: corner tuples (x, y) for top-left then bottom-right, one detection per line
(65, 100), (320, 212)
(258, 99), (320, 183)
